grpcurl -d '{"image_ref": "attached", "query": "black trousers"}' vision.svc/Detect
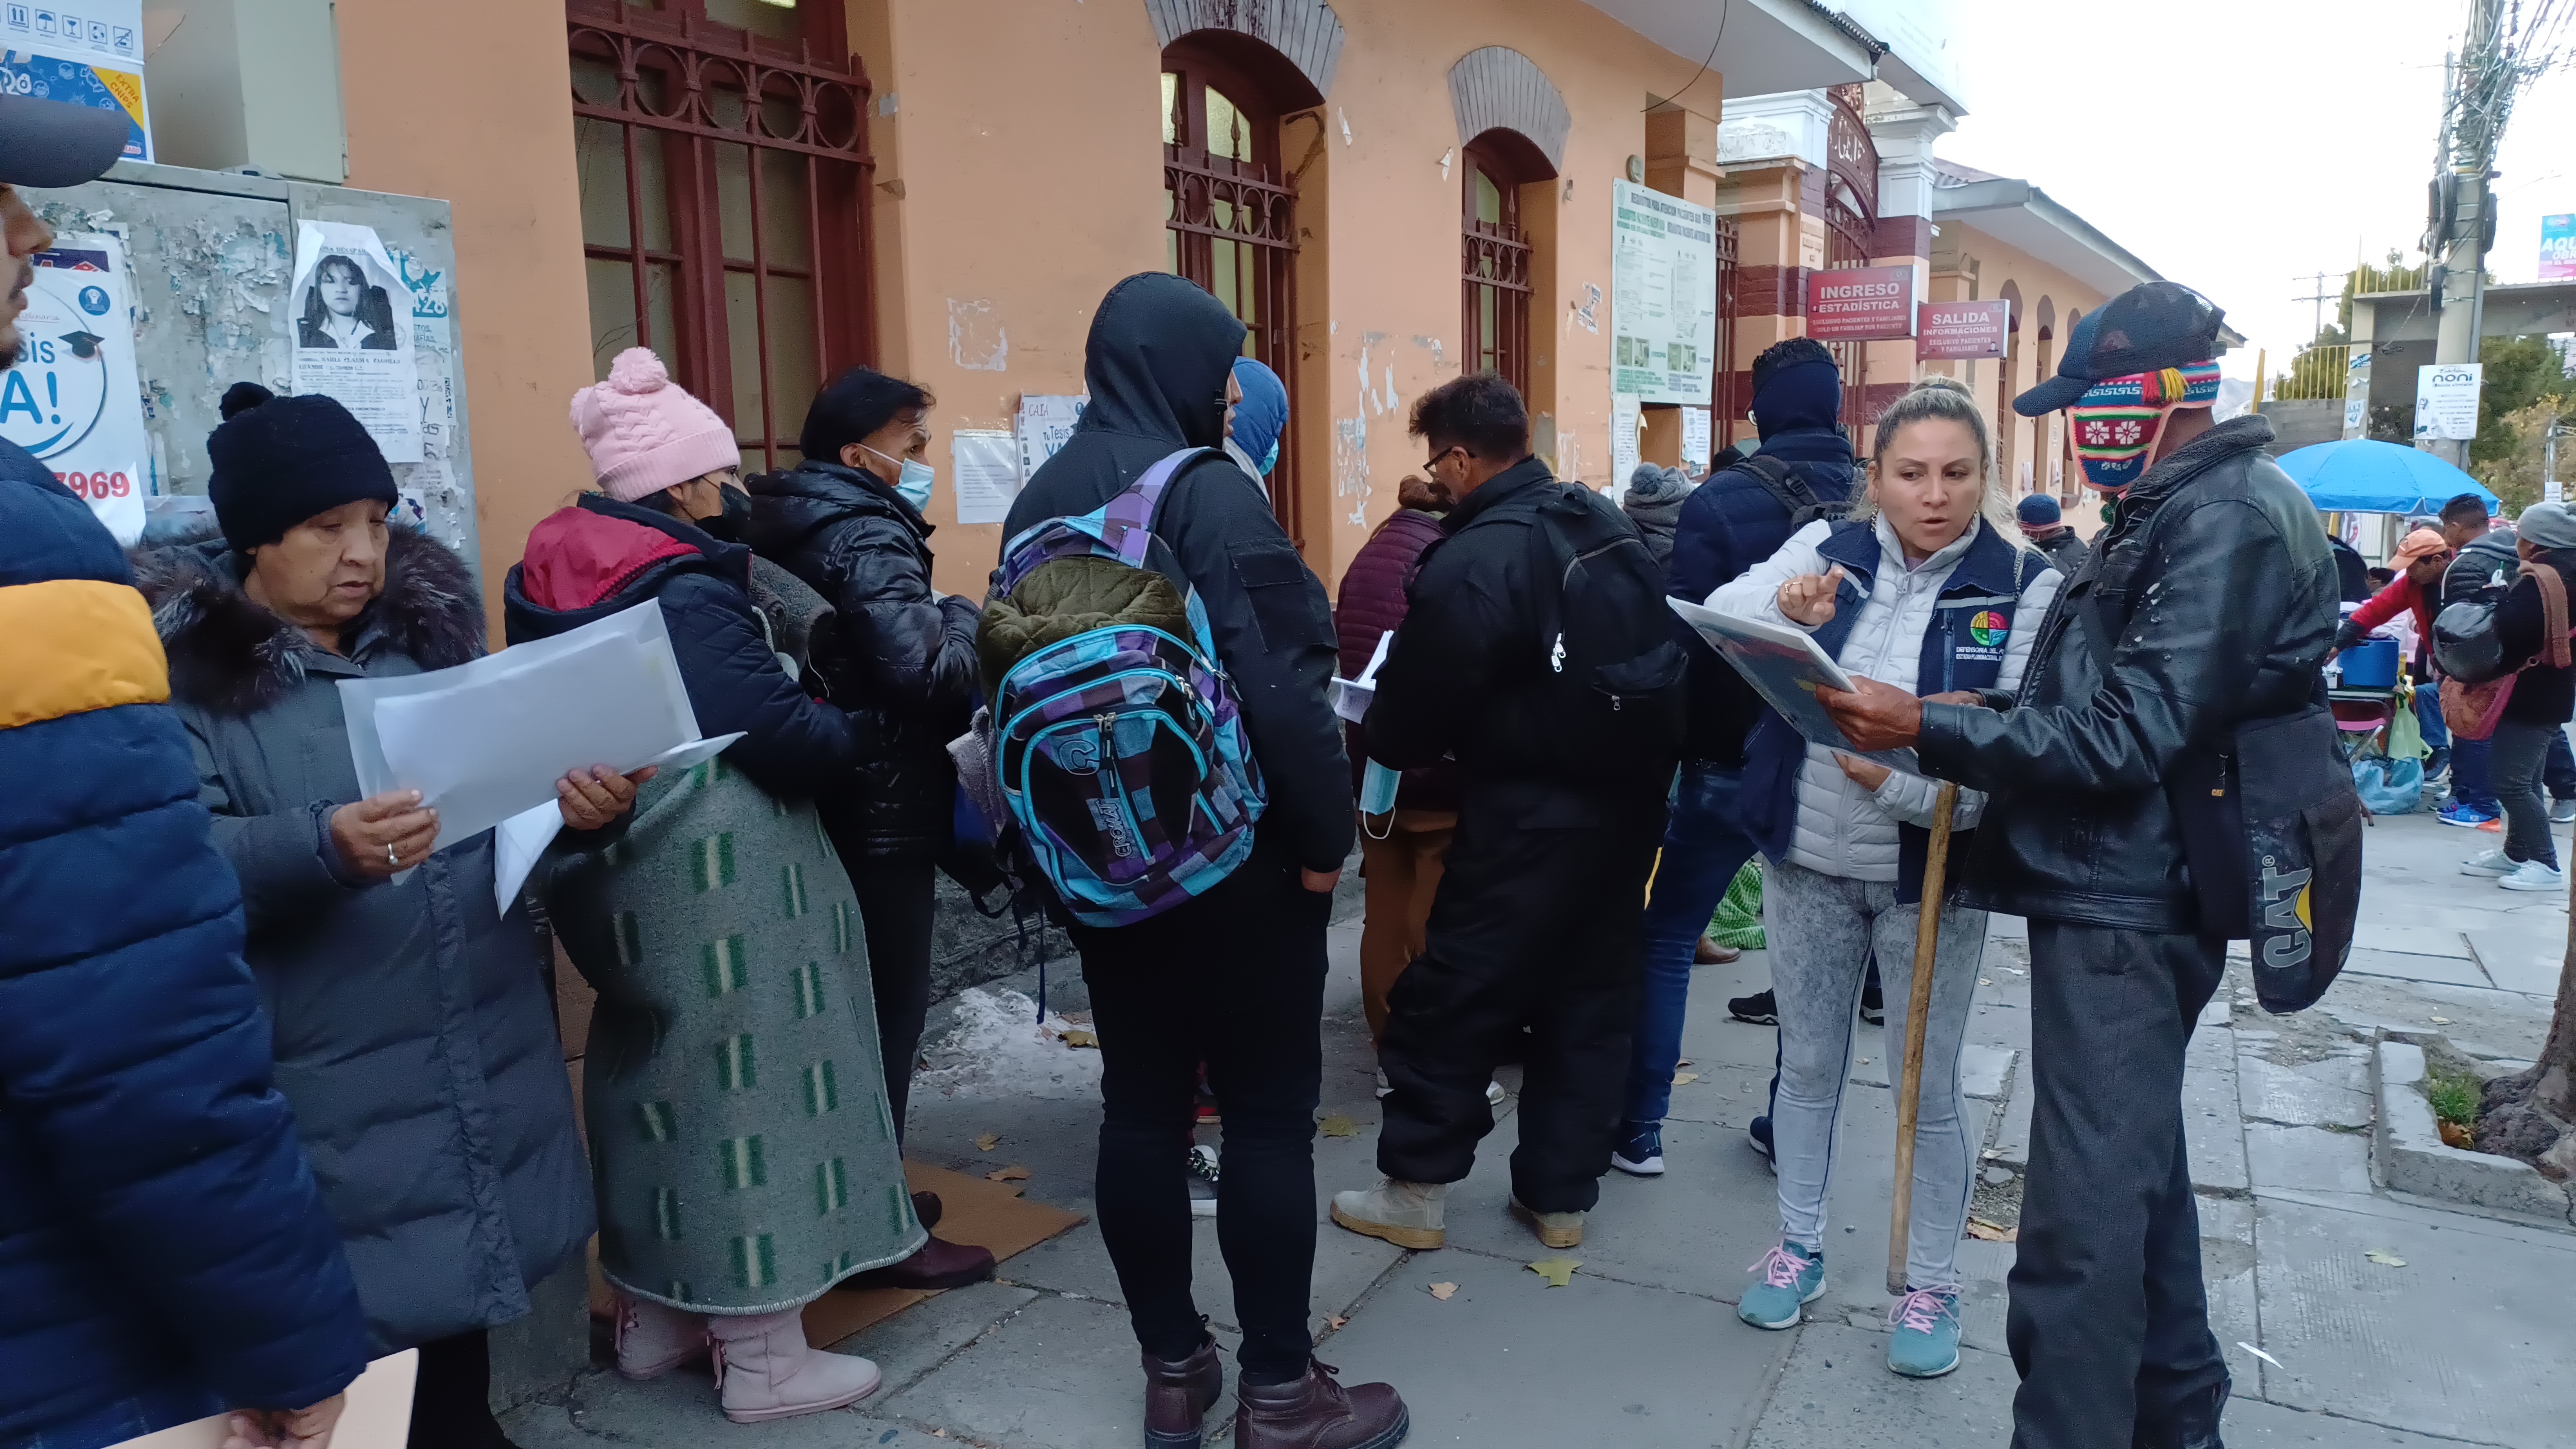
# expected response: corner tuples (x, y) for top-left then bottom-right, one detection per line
(2009, 921), (2231, 1449)
(1066, 842), (1331, 1385)
(405, 1329), (506, 1449)
(850, 857), (938, 1143)
(1377, 790), (1664, 1213)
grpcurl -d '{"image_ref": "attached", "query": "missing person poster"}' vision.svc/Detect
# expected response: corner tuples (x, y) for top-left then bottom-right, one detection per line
(1611, 180), (1719, 405)
(0, 232), (148, 543)
(290, 220), (423, 462)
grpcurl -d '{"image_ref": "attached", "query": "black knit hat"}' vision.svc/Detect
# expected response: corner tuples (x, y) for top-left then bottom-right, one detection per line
(206, 383), (399, 551)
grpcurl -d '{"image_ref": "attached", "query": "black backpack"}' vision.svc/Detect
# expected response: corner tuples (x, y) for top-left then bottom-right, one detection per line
(1514, 482), (1688, 787)
(1734, 455), (1843, 532)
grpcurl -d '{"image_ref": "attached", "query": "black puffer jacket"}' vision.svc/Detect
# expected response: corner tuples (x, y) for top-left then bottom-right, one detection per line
(1917, 416), (2340, 930)
(1000, 272), (1350, 874)
(746, 462), (980, 860)
(501, 493), (860, 797)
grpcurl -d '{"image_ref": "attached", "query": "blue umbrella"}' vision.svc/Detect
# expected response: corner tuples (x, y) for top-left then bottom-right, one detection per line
(2275, 439), (2499, 516)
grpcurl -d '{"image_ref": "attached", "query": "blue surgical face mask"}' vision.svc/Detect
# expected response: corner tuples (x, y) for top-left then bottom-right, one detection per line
(1258, 442), (1281, 476)
(1359, 759), (1400, 815)
(863, 444), (935, 512)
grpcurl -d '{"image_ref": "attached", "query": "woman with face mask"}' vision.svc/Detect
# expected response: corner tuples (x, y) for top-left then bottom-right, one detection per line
(504, 349), (920, 1423)
(1223, 357), (1289, 494)
(1707, 378), (2060, 1383)
(743, 367), (996, 1290)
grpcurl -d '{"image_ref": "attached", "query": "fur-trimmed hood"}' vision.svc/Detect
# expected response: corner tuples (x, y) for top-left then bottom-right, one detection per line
(130, 525), (484, 716)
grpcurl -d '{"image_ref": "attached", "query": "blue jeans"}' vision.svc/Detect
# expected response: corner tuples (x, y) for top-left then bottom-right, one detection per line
(1623, 763), (1761, 1126)
(2454, 736), (2499, 812)
(2414, 677), (2450, 772)
(3, 1386), (227, 1449)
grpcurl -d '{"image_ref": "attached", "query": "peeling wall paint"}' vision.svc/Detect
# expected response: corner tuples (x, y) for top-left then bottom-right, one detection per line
(1571, 283), (1601, 335)
(948, 298), (1009, 372)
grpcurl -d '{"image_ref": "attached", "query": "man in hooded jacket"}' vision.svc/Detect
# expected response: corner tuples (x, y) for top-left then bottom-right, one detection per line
(997, 273), (1406, 1449)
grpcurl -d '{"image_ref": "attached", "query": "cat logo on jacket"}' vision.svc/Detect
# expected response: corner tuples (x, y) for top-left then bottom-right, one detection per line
(2259, 857), (2314, 970)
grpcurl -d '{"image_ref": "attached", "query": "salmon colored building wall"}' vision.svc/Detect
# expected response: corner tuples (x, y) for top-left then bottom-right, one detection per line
(336, 0), (601, 633)
(845, 0), (1721, 595)
(1926, 226), (2110, 520)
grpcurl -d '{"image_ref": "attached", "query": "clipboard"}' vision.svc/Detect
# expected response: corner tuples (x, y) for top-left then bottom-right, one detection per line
(1667, 596), (1920, 773)
(108, 1350), (417, 1449)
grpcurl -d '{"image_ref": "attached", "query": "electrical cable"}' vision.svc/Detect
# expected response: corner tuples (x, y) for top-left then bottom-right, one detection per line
(1646, 0), (1730, 112)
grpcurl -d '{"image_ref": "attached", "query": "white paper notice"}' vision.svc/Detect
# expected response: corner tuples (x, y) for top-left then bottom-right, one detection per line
(952, 428), (1021, 526)
(1681, 406), (1712, 470)
(0, 233), (149, 544)
(337, 601), (703, 856)
(1609, 394), (1642, 504)
(290, 220), (423, 462)
(1015, 393), (1088, 478)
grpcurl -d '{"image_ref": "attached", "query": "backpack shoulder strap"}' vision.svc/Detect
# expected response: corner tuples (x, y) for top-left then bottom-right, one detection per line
(1734, 455), (1819, 516)
(2521, 560), (2572, 668)
(1099, 447), (1212, 567)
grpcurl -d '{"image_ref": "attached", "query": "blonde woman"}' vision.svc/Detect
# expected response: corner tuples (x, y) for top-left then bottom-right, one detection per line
(1707, 378), (2060, 1378)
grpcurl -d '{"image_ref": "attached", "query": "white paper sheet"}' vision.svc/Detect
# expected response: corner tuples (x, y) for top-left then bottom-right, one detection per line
(1327, 629), (1396, 724)
(489, 731), (744, 911)
(338, 600), (702, 857)
(111, 1349), (417, 1449)
(951, 427), (1022, 525)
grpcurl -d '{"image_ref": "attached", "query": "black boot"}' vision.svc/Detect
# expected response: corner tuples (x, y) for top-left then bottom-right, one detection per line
(1233, 1360), (1407, 1449)
(1142, 1334), (1225, 1448)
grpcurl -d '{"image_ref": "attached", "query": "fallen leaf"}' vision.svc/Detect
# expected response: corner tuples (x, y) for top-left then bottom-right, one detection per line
(2237, 1341), (2283, 1369)
(1671, 1072), (1700, 1086)
(1965, 1217), (2018, 1243)
(1324, 1313), (1348, 1329)
(1526, 1256), (1581, 1287)
(1318, 1114), (1361, 1138)
(1675, 1058), (1693, 1068)
(2439, 1121), (2474, 1149)
(2429, 1017), (2452, 1025)
(1980, 1148), (2001, 1160)
(1856, 1057), (1871, 1066)
(1978, 977), (1994, 986)
(1428, 1282), (1457, 1300)
(987, 1164), (1032, 1182)
(974, 1132), (1000, 1152)
(2363, 1248), (2407, 1267)
(1059, 1028), (1100, 1048)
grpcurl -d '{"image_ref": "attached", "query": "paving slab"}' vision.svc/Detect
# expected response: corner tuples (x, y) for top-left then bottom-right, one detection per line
(1991, 1065), (2034, 1168)
(2221, 1396), (2510, 1447)
(2349, 922), (2474, 960)
(2338, 946), (2494, 989)
(500, 1367), (950, 1449)
(1314, 1249), (1793, 1448)
(1742, 1325), (2016, 1448)
(2245, 1123), (2374, 1195)
(876, 1291), (1238, 1449)
(2251, 1191), (2576, 1448)
(2237, 1054), (2373, 1130)
(825, 1280), (1040, 1396)
(2463, 928), (2570, 997)
(2183, 1028), (2249, 1194)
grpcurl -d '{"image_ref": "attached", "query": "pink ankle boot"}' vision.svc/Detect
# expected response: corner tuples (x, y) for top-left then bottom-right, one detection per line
(707, 1309), (883, 1423)
(614, 1293), (709, 1381)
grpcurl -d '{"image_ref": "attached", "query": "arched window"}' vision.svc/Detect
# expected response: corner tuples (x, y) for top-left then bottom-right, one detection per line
(1461, 133), (1544, 395)
(2058, 308), (2083, 504)
(1996, 281), (2023, 493)
(1161, 37), (1302, 535)
(567, 0), (874, 475)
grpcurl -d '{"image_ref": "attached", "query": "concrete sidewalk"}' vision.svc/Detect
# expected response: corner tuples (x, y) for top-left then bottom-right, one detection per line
(504, 805), (2574, 1448)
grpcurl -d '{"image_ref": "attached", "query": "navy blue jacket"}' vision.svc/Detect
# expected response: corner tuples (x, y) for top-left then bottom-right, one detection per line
(0, 440), (366, 1441)
(1665, 429), (1856, 764)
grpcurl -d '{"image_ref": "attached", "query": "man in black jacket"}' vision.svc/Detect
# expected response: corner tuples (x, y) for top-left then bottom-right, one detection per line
(1824, 283), (2337, 1449)
(1330, 372), (1674, 1255)
(999, 273), (1405, 1449)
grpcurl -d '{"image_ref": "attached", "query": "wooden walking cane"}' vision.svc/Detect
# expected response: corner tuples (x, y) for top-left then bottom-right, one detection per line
(1887, 780), (1961, 1296)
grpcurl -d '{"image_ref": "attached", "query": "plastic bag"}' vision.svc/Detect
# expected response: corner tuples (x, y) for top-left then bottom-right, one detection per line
(2388, 685), (2427, 761)
(2352, 755), (2425, 815)
(1707, 858), (1766, 951)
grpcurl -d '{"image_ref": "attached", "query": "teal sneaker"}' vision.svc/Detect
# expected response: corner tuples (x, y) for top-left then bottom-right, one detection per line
(1886, 1287), (1962, 1378)
(1738, 1240), (1824, 1329)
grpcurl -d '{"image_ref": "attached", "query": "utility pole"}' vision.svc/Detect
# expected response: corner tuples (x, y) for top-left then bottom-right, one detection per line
(2293, 270), (2341, 343)
(2427, 0), (2506, 468)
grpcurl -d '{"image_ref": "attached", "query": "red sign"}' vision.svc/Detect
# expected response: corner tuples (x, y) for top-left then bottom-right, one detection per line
(1915, 299), (2011, 360)
(1804, 265), (1915, 342)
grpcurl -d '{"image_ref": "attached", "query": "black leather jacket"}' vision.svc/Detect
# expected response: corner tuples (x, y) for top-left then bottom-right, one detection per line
(1917, 416), (2338, 931)
(746, 462), (981, 862)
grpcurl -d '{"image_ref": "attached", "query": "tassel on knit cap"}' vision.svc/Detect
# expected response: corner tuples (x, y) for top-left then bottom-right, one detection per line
(570, 347), (741, 502)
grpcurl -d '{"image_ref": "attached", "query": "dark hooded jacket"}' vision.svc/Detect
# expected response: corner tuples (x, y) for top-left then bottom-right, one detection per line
(1918, 415), (2342, 929)
(503, 493), (862, 797)
(2, 449), (365, 1441)
(999, 272), (1351, 874)
(129, 524), (593, 1353)
(1666, 428), (1857, 764)
(746, 461), (980, 860)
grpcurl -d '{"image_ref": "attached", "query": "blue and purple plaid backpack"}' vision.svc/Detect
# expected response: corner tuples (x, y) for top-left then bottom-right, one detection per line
(986, 448), (1265, 926)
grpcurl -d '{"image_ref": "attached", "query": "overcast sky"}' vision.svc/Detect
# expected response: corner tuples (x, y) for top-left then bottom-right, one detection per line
(1932, 0), (2576, 378)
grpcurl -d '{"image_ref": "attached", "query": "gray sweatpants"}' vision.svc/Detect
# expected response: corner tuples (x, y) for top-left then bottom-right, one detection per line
(1763, 859), (1987, 1289)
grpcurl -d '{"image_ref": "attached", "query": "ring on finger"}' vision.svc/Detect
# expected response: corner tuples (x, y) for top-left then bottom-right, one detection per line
(386, 842), (399, 867)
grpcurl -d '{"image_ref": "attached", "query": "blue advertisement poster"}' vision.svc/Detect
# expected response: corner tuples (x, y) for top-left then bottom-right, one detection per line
(1, 3), (151, 162)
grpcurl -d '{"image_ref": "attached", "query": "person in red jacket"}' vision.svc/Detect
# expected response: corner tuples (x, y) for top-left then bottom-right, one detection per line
(1334, 474), (1460, 1050)
(2336, 527), (2452, 779)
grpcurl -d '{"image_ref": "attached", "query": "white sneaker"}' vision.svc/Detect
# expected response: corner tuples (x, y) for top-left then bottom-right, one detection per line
(2462, 849), (2516, 877)
(2500, 858), (2566, 892)
(1486, 1080), (1508, 1107)
(1187, 1144), (1219, 1218)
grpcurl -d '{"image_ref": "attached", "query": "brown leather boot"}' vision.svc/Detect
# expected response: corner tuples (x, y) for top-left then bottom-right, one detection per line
(1141, 1334), (1224, 1448)
(838, 1235), (996, 1291)
(1233, 1360), (1408, 1449)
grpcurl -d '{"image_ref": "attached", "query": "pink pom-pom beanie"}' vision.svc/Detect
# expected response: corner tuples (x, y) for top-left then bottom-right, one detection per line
(571, 348), (741, 502)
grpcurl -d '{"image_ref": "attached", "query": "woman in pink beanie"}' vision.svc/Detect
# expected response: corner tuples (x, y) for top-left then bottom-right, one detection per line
(501, 350), (914, 1423)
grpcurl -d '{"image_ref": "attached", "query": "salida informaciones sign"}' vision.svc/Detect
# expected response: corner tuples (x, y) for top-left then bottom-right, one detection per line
(1915, 299), (2009, 360)
(1805, 266), (1915, 343)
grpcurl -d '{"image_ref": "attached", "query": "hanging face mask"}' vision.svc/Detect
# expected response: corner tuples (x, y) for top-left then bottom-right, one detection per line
(862, 443), (935, 512)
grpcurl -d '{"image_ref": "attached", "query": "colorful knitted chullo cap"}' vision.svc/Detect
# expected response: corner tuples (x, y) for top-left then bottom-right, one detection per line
(2069, 361), (2222, 491)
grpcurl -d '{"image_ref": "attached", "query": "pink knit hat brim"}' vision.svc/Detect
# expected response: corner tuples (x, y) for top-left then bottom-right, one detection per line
(573, 348), (743, 502)
(596, 426), (744, 502)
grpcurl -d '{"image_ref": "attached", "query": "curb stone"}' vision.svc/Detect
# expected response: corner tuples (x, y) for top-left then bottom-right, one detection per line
(2371, 1036), (2571, 1222)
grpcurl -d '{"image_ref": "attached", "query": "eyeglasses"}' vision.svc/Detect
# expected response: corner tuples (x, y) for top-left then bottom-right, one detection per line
(1422, 446), (1461, 473)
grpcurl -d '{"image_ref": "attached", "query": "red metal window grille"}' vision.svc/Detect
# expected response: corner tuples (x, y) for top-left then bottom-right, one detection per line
(1461, 149), (1533, 397)
(1162, 57), (1302, 544)
(1712, 213), (1741, 450)
(567, 0), (875, 477)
